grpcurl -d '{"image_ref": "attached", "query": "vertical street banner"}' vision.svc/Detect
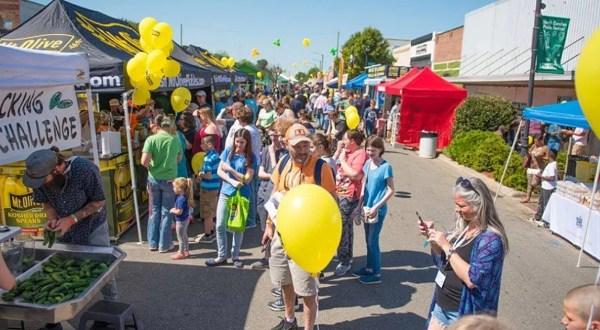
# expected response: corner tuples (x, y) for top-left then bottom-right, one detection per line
(536, 15), (570, 74)
(0, 86), (82, 165)
(338, 58), (345, 89)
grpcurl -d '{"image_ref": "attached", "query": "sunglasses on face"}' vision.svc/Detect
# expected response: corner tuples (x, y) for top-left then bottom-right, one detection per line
(456, 177), (479, 195)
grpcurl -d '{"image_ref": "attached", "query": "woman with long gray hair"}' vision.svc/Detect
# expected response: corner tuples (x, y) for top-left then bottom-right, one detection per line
(418, 177), (509, 330)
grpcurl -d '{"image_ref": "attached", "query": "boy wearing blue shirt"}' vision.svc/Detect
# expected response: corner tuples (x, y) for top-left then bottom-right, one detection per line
(196, 135), (221, 243)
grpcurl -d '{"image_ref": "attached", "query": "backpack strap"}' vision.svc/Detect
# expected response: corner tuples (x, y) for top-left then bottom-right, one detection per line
(277, 153), (290, 176)
(315, 158), (326, 186)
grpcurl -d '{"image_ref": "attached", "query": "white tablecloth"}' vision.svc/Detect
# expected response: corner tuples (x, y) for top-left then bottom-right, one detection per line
(543, 193), (600, 260)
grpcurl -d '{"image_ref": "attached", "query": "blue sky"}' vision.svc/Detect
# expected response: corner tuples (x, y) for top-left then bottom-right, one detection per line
(39, 0), (495, 74)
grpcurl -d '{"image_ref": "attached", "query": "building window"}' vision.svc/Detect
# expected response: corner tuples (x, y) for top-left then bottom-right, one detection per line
(4, 19), (13, 30)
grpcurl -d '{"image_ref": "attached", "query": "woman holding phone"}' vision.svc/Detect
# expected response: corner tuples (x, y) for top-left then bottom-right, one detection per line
(418, 177), (509, 329)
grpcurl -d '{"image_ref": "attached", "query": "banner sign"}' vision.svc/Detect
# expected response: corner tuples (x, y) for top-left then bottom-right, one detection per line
(536, 15), (570, 74)
(0, 85), (81, 165)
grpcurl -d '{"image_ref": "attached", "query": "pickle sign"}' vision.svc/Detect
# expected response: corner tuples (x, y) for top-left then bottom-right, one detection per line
(49, 92), (73, 110)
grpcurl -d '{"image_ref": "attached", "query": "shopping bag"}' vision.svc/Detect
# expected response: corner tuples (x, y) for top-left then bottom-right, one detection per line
(226, 189), (249, 232)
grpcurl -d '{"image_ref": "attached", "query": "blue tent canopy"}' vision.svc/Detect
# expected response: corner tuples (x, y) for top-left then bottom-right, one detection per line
(326, 73), (367, 89)
(346, 73), (367, 89)
(523, 101), (590, 129)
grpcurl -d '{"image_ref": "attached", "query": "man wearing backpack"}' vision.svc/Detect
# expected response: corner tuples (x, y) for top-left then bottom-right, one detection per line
(264, 123), (336, 330)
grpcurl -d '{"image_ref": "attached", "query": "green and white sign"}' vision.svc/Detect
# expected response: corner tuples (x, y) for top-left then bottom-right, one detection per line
(536, 15), (570, 74)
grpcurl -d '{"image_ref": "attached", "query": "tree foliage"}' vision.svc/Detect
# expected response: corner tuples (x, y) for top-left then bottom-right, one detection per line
(337, 27), (394, 78)
(256, 59), (268, 70)
(444, 130), (526, 192)
(453, 95), (517, 137)
(295, 72), (308, 83)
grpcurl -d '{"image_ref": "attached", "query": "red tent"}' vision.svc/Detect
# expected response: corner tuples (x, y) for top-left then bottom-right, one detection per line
(384, 67), (466, 149)
(376, 67), (420, 93)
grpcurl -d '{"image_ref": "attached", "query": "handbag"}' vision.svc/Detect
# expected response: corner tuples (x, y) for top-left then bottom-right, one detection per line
(352, 161), (376, 225)
(226, 188), (249, 232)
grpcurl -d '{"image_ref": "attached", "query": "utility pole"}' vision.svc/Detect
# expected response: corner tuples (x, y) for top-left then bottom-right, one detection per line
(336, 31), (340, 58)
(522, 0), (543, 156)
(180, 24), (183, 45)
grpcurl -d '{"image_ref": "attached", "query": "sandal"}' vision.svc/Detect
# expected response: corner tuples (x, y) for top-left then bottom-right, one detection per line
(520, 199), (530, 203)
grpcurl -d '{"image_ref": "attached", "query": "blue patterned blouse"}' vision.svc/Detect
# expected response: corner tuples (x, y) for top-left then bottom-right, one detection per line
(426, 230), (506, 327)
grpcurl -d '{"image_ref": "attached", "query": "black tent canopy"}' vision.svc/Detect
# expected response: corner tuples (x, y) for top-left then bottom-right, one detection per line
(0, 0), (213, 92)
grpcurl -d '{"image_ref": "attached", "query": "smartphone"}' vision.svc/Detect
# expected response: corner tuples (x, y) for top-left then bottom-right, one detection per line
(416, 211), (425, 228)
(416, 212), (430, 247)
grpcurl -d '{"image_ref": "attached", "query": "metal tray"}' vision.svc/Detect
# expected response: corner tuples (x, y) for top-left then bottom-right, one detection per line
(0, 243), (126, 323)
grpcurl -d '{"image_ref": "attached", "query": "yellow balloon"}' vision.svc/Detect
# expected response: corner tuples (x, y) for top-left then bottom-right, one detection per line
(165, 59), (181, 78)
(147, 49), (167, 74)
(257, 72), (263, 79)
(160, 40), (174, 57)
(126, 54), (146, 81)
(575, 28), (600, 136)
(144, 70), (163, 91)
(171, 87), (191, 112)
(139, 37), (153, 53)
(345, 105), (358, 116)
(227, 57), (236, 68)
(221, 57), (228, 66)
(132, 88), (150, 106)
(346, 112), (360, 130)
(277, 184), (341, 274)
(139, 17), (157, 43)
(152, 22), (173, 49)
(191, 152), (206, 174)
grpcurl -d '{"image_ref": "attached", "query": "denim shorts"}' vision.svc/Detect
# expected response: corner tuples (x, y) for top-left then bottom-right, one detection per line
(431, 303), (459, 327)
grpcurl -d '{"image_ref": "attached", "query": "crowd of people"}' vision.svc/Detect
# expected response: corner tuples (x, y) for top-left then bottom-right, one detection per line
(1, 84), (598, 330)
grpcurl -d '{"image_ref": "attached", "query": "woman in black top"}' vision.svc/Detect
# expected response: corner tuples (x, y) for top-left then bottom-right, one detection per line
(179, 112), (197, 176)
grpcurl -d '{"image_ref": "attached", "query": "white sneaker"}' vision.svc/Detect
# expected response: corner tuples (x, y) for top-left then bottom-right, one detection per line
(334, 263), (351, 276)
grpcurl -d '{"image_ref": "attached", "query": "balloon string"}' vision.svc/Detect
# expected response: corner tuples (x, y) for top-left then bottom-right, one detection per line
(587, 265), (600, 329)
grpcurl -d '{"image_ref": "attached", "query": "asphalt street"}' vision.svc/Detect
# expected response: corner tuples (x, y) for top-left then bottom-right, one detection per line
(20, 145), (599, 330)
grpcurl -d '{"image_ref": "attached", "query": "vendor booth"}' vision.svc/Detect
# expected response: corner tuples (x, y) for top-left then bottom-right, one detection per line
(496, 100), (599, 263)
(0, 49), (127, 327)
(522, 101), (599, 262)
(0, 0), (218, 240)
(382, 67), (467, 149)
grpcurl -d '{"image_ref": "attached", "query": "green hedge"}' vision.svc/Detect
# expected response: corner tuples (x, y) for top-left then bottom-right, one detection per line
(444, 130), (527, 192)
(453, 95), (517, 137)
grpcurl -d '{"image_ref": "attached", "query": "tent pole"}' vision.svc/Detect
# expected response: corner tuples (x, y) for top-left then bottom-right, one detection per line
(494, 121), (523, 203)
(85, 87), (100, 167)
(122, 90), (144, 244)
(576, 152), (600, 267)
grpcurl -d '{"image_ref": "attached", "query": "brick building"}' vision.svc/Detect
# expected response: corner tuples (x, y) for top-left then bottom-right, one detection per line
(433, 26), (463, 77)
(0, 0), (43, 30)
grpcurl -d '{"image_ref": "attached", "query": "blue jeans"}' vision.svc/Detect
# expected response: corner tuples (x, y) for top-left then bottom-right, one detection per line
(147, 177), (175, 251)
(317, 109), (323, 129)
(363, 211), (385, 275)
(89, 221), (117, 301)
(216, 192), (245, 260)
(431, 303), (459, 326)
(247, 177), (258, 229)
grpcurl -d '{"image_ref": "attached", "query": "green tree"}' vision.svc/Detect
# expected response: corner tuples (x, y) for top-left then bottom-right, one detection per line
(338, 27), (394, 78)
(453, 95), (517, 136)
(256, 59), (269, 70)
(307, 66), (320, 78)
(295, 72), (308, 83)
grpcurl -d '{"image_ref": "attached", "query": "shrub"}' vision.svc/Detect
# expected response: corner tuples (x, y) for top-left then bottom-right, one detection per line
(444, 130), (527, 191)
(453, 95), (518, 137)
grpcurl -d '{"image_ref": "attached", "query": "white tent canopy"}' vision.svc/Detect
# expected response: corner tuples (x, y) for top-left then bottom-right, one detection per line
(0, 45), (90, 89)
